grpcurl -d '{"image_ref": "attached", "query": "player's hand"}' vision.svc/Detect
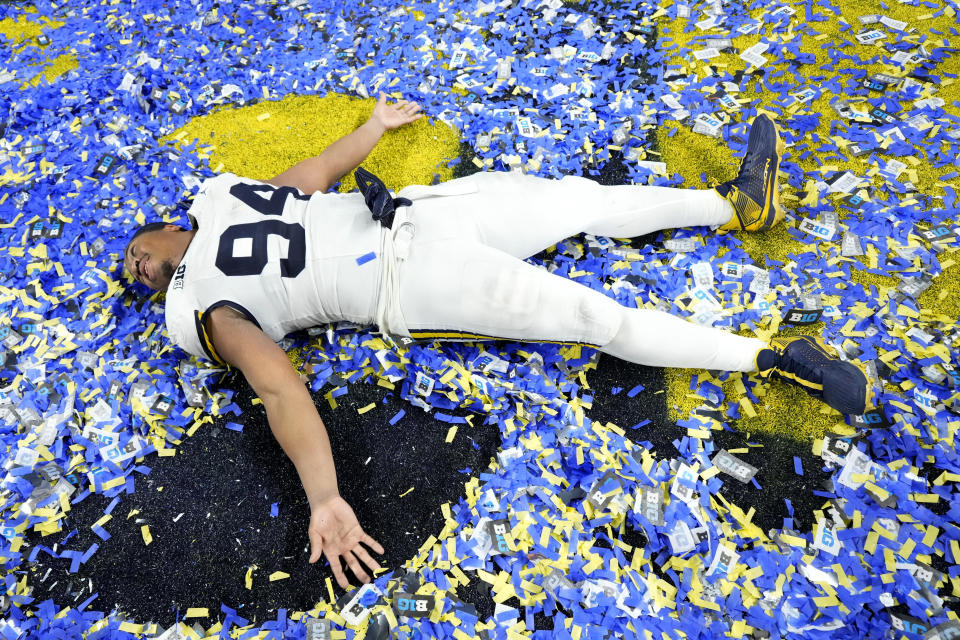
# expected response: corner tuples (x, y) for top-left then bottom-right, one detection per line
(308, 494), (384, 589)
(369, 92), (423, 131)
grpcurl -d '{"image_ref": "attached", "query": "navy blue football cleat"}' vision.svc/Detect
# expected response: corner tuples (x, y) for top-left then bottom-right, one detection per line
(756, 336), (874, 415)
(715, 113), (785, 232)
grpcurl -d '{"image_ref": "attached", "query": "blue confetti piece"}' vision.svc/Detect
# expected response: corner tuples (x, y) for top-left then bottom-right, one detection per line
(225, 422), (244, 432)
(631, 419), (650, 429)
(389, 409), (406, 425)
(104, 496), (120, 515)
(76, 593), (98, 612)
(793, 457), (804, 476)
(270, 502), (279, 518)
(626, 384), (645, 398)
(356, 252), (377, 265)
(91, 525), (111, 541)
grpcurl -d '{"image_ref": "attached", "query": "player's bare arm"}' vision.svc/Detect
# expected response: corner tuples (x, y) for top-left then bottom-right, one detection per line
(266, 92), (423, 194)
(205, 306), (384, 588)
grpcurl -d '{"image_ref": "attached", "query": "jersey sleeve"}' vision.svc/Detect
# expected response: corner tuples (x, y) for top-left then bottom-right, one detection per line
(165, 291), (234, 365)
(186, 173), (241, 225)
(166, 293), (266, 366)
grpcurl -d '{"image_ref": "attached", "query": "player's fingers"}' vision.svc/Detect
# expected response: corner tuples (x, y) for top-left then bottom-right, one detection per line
(328, 553), (350, 590)
(378, 92), (387, 104)
(344, 552), (370, 584)
(404, 102), (422, 113)
(362, 533), (385, 555)
(308, 529), (324, 563)
(352, 545), (382, 575)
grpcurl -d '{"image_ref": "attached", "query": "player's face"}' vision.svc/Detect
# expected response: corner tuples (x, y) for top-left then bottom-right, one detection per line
(124, 226), (183, 291)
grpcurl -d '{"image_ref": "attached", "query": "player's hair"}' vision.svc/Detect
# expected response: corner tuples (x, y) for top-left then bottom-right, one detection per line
(129, 221), (171, 242)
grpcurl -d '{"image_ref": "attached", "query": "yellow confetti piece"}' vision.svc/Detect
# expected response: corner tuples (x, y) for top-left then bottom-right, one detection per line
(245, 565), (257, 590)
(184, 608), (208, 618)
(863, 531), (880, 553)
(141, 525), (153, 545)
(445, 425), (457, 443)
(92, 514), (112, 529)
(399, 487), (415, 498)
(269, 571), (290, 581)
(583, 554), (603, 574)
(358, 402), (376, 414)
(700, 466), (721, 480)
(779, 534), (807, 547)
(324, 390), (338, 410)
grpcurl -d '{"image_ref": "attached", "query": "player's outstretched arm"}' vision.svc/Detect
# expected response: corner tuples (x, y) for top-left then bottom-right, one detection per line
(266, 92), (423, 194)
(206, 306), (383, 589)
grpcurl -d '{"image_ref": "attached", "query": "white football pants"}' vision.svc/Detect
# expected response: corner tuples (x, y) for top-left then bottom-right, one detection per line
(392, 171), (766, 372)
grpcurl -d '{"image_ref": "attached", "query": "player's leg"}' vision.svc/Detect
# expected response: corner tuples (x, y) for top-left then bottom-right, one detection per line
(398, 239), (764, 371)
(397, 240), (871, 414)
(606, 317), (872, 414)
(404, 171), (734, 259)
(404, 113), (784, 259)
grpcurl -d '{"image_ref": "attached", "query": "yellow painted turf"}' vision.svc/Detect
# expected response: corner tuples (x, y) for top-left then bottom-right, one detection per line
(162, 93), (461, 193)
(0, 10), (76, 87)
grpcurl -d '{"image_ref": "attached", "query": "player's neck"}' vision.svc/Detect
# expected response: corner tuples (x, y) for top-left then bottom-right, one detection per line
(173, 229), (198, 267)
(160, 229), (198, 293)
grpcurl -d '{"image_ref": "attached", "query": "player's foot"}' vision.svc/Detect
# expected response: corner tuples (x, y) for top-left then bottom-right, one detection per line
(715, 113), (786, 232)
(755, 336), (873, 415)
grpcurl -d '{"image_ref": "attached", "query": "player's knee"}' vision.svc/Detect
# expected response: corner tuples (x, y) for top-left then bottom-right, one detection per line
(575, 294), (623, 346)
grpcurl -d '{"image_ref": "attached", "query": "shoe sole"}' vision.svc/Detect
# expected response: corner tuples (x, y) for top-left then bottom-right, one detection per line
(768, 120), (785, 229)
(751, 114), (783, 231)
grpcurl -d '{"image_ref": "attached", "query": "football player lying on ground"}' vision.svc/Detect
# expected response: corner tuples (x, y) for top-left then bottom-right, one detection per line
(123, 92), (876, 590)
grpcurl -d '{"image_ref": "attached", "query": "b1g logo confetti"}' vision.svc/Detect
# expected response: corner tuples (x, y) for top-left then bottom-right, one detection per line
(849, 407), (890, 428)
(392, 592), (434, 618)
(782, 308), (823, 325)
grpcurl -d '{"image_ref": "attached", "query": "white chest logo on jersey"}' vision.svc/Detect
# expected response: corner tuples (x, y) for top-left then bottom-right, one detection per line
(172, 263), (187, 290)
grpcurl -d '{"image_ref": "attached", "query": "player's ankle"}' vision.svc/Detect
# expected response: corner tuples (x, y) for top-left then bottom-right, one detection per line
(709, 187), (736, 229)
(754, 346), (777, 377)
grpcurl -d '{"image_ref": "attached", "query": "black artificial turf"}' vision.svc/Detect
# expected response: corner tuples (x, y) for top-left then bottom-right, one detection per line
(24, 373), (504, 623)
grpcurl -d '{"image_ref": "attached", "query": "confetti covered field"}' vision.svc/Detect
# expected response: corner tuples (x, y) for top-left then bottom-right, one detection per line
(2, 0), (960, 637)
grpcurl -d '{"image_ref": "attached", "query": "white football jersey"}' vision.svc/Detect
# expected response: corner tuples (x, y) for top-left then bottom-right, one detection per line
(164, 173), (384, 363)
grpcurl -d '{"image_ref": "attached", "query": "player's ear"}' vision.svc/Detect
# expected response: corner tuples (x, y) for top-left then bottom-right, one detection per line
(163, 224), (183, 232)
